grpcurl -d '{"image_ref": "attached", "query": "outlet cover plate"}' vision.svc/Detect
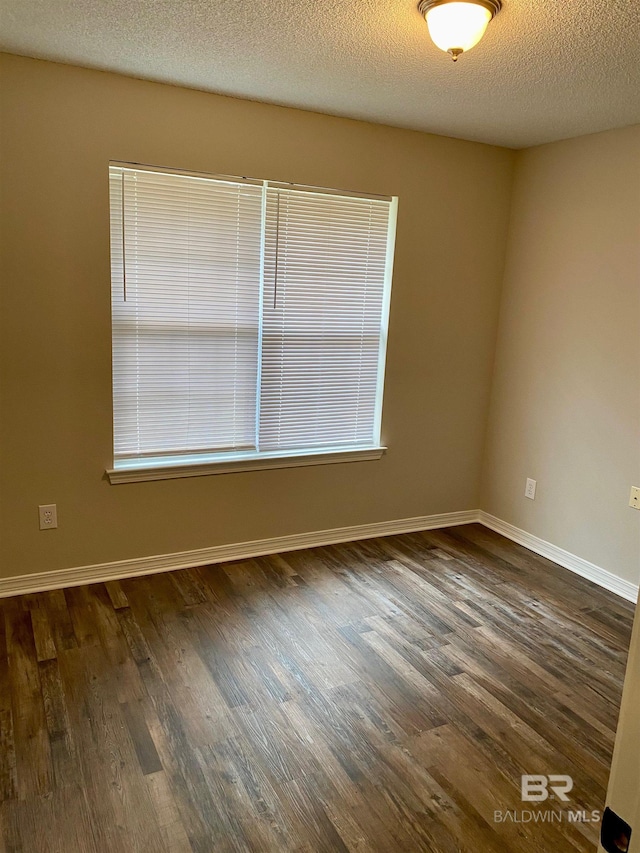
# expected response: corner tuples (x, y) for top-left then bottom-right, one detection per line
(629, 486), (640, 510)
(39, 504), (58, 530)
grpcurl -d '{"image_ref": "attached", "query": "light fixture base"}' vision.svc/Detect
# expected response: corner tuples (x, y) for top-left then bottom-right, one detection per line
(418, 0), (502, 21)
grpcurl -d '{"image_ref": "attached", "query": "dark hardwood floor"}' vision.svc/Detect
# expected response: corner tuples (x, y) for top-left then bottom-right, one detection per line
(0, 523), (634, 852)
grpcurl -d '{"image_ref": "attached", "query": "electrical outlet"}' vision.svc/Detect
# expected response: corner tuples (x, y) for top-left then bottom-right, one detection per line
(601, 807), (631, 853)
(38, 504), (58, 530)
(525, 478), (537, 500)
(629, 487), (640, 511)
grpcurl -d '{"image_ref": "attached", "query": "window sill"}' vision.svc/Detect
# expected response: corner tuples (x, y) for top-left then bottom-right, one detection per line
(106, 446), (386, 484)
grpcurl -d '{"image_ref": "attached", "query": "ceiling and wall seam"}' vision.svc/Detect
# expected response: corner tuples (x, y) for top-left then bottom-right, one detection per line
(2, 0), (639, 148)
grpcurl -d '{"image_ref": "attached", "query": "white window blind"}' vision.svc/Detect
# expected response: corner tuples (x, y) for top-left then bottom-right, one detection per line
(260, 188), (391, 451)
(109, 163), (396, 473)
(109, 166), (264, 459)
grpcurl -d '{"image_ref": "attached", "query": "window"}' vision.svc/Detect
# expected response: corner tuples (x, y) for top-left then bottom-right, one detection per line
(107, 163), (397, 483)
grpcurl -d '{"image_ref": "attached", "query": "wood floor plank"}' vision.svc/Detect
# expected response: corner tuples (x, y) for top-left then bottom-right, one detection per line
(56, 643), (167, 853)
(41, 589), (77, 653)
(0, 603), (17, 803)
(4, 600), (53, 800)
(0, 524), (633, 851)
(38, 657), (77, 788)
(105, 580), (130, 612)
(144, 770), (192, 853)
(29, 606), (57, 663)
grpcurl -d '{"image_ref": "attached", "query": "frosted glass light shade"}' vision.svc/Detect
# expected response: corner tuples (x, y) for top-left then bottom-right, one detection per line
(425, 2), (493, 57)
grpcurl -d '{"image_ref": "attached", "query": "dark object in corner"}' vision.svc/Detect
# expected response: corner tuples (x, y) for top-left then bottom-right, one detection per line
(601, 807), (632, 853)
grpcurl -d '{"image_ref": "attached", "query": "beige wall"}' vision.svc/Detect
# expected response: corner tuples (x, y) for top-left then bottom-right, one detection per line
(0, 54), (514, 578)
(482, 127), (640, 585)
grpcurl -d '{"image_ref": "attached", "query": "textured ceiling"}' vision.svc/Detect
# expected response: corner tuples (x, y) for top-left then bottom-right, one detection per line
(1, 0), (640, 148)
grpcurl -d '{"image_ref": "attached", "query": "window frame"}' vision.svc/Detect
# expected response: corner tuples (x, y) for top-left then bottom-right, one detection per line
(106, 162), (397, 484)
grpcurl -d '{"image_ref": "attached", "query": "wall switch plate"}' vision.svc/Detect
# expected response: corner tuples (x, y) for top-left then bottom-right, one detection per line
(525, 478), (537, 500)
(629, 487), (640, 510)
(38, 504), (58, 530)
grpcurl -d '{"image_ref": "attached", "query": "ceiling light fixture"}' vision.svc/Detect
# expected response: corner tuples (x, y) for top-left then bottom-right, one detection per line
(418, 0), (502, 62)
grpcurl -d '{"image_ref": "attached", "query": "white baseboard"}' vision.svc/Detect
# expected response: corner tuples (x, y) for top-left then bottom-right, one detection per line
(479, 511), (639, 603)
(2, 509), (635, 604)
(0, 510), (478, 599)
